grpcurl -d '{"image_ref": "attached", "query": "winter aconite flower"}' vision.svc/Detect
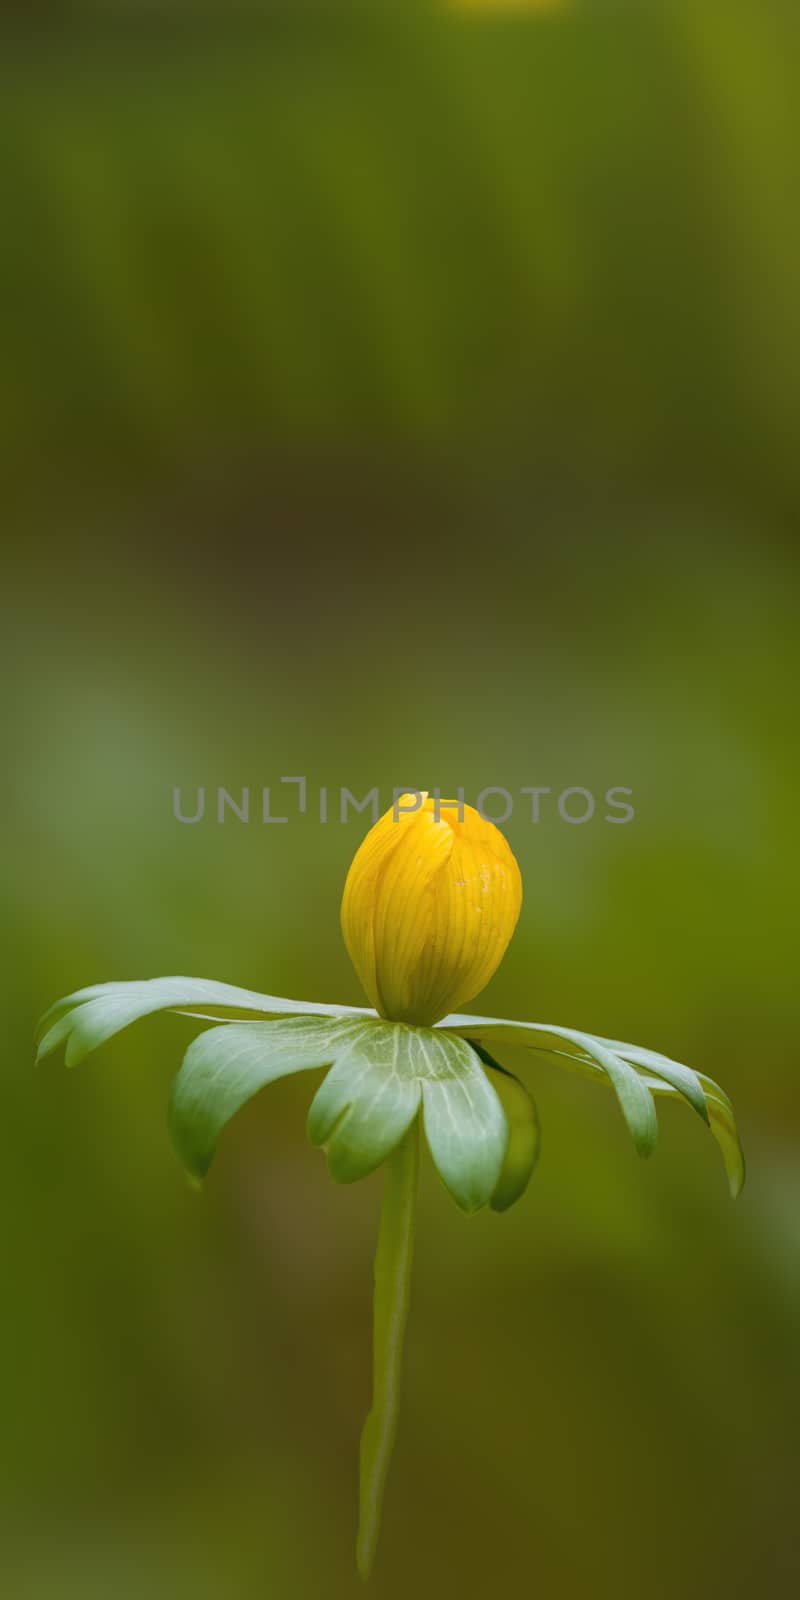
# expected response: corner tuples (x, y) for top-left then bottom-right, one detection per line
(341, 792), (522, 1025)
(37, 793), (744, 1580)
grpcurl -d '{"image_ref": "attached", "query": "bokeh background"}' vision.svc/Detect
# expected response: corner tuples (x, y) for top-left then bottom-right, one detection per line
(3, 3), (799, 1597)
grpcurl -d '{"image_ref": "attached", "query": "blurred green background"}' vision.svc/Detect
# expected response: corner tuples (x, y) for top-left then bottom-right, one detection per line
(3, 4), (799, 1597)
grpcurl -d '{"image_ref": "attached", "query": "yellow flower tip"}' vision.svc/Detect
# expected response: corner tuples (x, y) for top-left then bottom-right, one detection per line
(341, 792), (522, 1027)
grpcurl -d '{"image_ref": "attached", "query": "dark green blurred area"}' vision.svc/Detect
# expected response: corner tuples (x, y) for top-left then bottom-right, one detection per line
(3, 5), (799, 1598)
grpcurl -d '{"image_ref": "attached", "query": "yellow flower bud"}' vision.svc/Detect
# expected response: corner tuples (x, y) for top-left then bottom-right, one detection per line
(341, 793), (522, 1026)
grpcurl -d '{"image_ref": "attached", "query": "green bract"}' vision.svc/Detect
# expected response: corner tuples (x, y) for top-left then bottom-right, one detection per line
(36, 974), (745, 1203)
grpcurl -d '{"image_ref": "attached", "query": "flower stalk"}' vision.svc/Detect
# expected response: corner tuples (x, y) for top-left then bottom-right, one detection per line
(357, 1115), (420, 1579)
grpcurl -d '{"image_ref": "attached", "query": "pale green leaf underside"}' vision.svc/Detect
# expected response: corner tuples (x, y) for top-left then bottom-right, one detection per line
(169, 1017), (347, 1179)
(443, 1013), (744, 1197)
(171, 1014), (507, 1212)
(449, 1017), (658, 1158)
(36, 979), (744, 1199)
(35, 976), (371, 1068)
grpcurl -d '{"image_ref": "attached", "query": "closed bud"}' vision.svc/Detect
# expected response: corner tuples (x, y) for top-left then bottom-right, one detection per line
(341, 793), (522, 1026)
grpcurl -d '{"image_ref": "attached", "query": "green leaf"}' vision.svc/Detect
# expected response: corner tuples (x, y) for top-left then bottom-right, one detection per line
(309, 1021), (508, 1212)
(469, 1046), (540, 1213)
(443, 1015), (657, 1159)
(40, 976), (742, 1199)
(169, 1016), (350, 1179)
(698, 1078), (746, 1199)
(634, 1068), (745, 1199)
(307, 1025), (422, 1184)
(35, 976), (371, 1067)
(441, 1011), (744, 1195)
(417, 1031), (508, 1214)
(168, 1013), (508, 1210)
(595, 1035), (709, 1123)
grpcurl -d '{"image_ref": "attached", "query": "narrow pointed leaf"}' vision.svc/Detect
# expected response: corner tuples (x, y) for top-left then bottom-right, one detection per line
(308, 1029), (422, 1184)
(36, 976), (371, 1066)
(442, 1016), (657, 1158)
(699, 1077), (746, 1198)
(638, 1071), (744, 1198)
(441, 1011), (744, 1194)
(594, 1035), (709, 1124)
(419, 1032), (509, 1213)
(168, 1016), (355, 1179)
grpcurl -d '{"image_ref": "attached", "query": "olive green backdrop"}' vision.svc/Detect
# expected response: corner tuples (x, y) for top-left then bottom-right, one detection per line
(2, 5), (798, 1598)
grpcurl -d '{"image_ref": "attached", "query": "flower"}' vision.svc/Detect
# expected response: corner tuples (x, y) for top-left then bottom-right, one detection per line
(340, 792), (522, 1027)
(37, 806), (745, 1579)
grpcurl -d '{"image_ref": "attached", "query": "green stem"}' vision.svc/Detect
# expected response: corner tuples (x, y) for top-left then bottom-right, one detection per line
(357, 1116), (420, 1580)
